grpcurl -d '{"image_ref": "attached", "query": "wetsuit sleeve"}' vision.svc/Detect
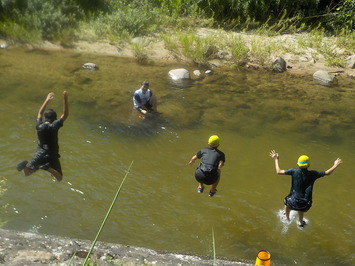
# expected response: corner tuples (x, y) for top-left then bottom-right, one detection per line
(196, 150), (203, 159)
(284, 168), (294, 175)
(36, 117), (43, 129)
(134, 93), (142, 103)
(149, 90), (153, 97)
(221, 151), (226, 162)
(314, 171), (326, 179)
(52, 118), (64, 130)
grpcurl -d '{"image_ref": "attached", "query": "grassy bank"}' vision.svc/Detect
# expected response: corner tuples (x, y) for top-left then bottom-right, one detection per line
(0, 0), (354, 69)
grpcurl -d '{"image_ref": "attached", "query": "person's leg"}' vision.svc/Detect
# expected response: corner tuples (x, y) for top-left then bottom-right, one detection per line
(195, 169), (205, 193)
(17, 160), (35, 176)
(46, 157), (63, 182)
(211, 176), (220, 193)
(284, 205), (291, 221)
(197, 182), (205, 193)
(47, 168), (63, 182)
(209, 170), (220, 197)
(297, 211), (305, 226)
(23, 167), (35, 176)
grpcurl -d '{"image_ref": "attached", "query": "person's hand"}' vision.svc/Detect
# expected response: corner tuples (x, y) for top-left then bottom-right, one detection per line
(334, 158), (342, 167)
(269, 150), (279, 159)
(46, 92), (55, 101)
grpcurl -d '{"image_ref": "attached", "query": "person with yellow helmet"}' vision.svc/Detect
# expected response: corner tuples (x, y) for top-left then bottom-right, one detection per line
(188, 135), (225, 197)
(269, 150), (342, 228)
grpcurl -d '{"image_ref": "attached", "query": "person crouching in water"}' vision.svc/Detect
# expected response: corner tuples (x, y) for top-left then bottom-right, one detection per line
(133, 81), (157, 115)
(188, 135), (225, 197)
(269, 150), (342, 227)
(16, 91), (69, 181)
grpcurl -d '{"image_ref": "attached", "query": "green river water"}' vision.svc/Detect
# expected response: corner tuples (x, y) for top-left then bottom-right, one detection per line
(0, 47), (354, 265)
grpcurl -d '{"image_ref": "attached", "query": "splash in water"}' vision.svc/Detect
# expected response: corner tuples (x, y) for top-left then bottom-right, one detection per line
(277, 209), (309, 233)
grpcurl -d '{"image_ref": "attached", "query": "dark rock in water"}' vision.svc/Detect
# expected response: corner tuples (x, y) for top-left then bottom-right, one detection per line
(83, 63), (98, 70)
(313, 70), (335, 84)
(168, 68), (190, 80)
(272, 56), (287, 73)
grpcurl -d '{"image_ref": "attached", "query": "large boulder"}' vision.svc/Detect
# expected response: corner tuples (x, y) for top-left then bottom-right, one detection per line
(313, 70), (335, 84)
(168, 68), (190, 80)
(272, 56), (287, 73)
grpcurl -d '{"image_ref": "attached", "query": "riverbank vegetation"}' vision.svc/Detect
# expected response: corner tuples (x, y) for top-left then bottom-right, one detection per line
(1, 0), (354, 67)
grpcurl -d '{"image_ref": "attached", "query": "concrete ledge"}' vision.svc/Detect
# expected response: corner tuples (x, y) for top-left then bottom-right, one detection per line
(0, 229), (252, 265)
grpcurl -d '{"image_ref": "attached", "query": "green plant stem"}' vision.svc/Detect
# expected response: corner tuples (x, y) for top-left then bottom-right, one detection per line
(83, 160), (134, 266)
(212, 227), (216, 266)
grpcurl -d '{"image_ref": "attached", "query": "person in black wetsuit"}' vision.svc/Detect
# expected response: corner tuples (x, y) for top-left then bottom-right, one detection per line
(188, 135), (225, 197)
(16, 91), (69, 181)
(269, 150), (342, 227)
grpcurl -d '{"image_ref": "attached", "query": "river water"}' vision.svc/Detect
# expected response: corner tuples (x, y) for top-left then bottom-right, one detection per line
(0, 47), (354, 265)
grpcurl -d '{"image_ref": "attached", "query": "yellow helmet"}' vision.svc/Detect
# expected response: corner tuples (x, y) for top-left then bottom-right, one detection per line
(297, 155), (310, 168)
(208, 135), (220, 147)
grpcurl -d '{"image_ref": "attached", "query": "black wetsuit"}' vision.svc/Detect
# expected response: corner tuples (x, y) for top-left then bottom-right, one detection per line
(27, 117), (64, 174)
(283, 168), (325, 212)
(194, 147), (225, 185)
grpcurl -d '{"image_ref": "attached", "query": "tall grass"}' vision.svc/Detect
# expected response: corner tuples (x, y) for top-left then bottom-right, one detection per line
(212, 227), (216, 266)
(82, 161), (134, 266)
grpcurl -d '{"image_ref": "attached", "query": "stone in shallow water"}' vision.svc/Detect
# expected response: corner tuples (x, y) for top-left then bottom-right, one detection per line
(313, 70), (335, 84)
(82, 62), (97, 70)
(168, 68), (190, 80)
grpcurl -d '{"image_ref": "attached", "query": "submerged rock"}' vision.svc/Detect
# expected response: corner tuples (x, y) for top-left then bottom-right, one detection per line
(313, 70), (335, 84)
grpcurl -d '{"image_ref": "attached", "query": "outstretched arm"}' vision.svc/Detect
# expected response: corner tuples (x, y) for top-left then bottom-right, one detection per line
(38, 92), (55, 118)
(188, 155), (198, 166)
(325, 158), (342, 175)
(269, 150), (285, 175)
(61, 91), (69, 121)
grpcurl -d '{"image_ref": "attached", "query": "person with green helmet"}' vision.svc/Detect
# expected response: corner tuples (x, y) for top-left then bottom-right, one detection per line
(269, 150), (342, 227)
(188, 135), (225, 197)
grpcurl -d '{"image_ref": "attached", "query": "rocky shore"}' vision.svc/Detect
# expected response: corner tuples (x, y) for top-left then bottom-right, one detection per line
(1, 28), (354, 78)
(0, 229), (252, 265)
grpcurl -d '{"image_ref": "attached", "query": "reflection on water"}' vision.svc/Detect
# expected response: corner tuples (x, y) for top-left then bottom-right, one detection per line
(0, 47), (354, 265)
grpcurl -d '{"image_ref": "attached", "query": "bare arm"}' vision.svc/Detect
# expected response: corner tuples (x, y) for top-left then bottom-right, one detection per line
(38, 92), (54, 118)
(218, 161), (224, 169)
(269, 150), (285, 175)
(188, 155), (198, 166)
(325, 158), (342, 175)
(61, 91), (69, 121)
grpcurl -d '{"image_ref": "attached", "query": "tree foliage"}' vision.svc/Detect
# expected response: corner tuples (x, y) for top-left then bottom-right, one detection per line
(0, 0), (353, 42)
